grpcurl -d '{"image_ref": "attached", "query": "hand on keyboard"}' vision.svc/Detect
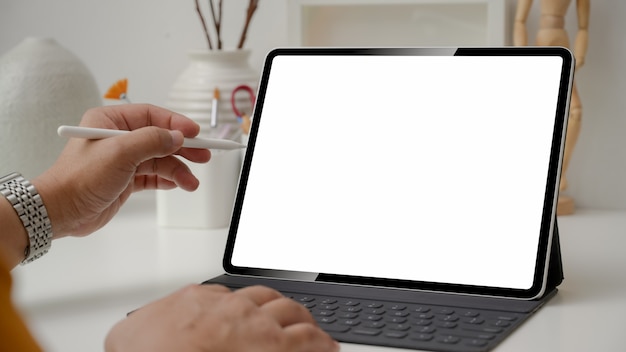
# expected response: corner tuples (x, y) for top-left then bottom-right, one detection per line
(105, 284), (340, 352)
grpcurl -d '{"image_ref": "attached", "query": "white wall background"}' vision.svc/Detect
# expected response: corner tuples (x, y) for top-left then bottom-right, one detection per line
(0, 0), (624, 210)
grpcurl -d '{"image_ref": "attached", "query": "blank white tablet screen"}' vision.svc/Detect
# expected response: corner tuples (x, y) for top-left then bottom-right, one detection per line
(231, 53), (563, 290)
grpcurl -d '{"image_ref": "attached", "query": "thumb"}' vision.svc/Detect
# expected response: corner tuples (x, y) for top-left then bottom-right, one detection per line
(117, 126), (184, 165)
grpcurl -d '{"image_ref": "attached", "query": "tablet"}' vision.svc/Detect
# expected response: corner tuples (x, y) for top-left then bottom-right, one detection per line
(225, 47), (574, 300)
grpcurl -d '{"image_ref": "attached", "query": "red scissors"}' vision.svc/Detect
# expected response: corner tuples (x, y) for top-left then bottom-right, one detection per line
(231, 85), (255, 134)
(231, 84), (256, 118)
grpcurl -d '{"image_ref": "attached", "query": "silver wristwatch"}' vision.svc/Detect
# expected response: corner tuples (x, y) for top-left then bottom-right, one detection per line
(0, 172), (52, 264)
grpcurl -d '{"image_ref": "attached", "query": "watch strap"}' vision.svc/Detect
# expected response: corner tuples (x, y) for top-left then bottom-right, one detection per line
(0, 172), (52, 264)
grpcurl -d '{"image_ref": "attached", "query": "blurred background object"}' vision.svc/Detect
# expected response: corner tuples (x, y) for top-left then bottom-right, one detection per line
(0, 37), (101, 179)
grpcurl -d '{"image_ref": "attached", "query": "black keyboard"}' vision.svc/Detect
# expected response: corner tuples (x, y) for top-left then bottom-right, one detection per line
(203, 275), (553, 352)
(287, 292), (524, 352)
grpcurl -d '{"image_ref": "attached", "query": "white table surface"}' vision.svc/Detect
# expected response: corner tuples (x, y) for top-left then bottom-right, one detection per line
(12, 191), (626, 352)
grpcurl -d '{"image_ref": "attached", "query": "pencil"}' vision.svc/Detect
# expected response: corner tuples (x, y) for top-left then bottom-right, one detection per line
(211, 87), (220, 128)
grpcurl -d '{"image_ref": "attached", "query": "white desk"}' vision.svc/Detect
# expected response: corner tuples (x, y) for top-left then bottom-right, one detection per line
(12, 191), (626, 352)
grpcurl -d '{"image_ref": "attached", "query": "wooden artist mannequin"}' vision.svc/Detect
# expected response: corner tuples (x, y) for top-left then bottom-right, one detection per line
(514, 0), (590, 215)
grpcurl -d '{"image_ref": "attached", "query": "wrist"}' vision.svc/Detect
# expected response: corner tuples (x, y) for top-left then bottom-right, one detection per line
(31, 173), (72, 240)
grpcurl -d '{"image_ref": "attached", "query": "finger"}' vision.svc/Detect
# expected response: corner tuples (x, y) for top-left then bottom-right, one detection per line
(200, 284), (232, 294)
(133, 175), (176, 192)
(135, 155), (199, 191)
(135, 156), (189, 177)
(177, 147), (211, 164)
(173, 283), (232, 299)
(260, 297), (316, 327)
(137, 104), (200, 137)
(81, 104), (201, 138)
(168, 284), (232, 306)
(234, 285), (284, 307)
(109, 127), (184, 170)
(284, 323), (341, 352)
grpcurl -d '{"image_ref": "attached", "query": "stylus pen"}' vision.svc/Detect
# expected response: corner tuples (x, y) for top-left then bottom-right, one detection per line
(57, 125), (246, 150)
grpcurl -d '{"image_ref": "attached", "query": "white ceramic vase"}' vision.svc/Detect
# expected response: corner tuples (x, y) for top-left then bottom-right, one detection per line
(158, 49), (258, 229)
(166, 49), (258, 133)
(0, 37), (101, 179)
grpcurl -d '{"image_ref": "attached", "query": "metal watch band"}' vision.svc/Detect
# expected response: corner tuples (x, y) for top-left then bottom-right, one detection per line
(0, 172), (52, 264)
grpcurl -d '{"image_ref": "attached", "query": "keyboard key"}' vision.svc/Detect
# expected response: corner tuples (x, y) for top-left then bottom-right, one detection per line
(388, 324), (411, 331)
(497, 315), (518, 321)
(338, 312), (359, 319)
(414, 326), (436, 334)
(339, 319), (360, 326)
(353, 328), (382, 336)
(466, 339), (489, 347)
(315, 310), (335, 317)
(342, 300), (360, 306)
(364, 321), (386, 329)
(386, 317), (407, 324)
(437, 335), (460, 344)
(410, 333), (434, 341)
(464, 317), (485, 325)
(366, 302), (384, 308)
(389, 304), (407, 310)
(439, 315), (459, 322)
(435, 321), (458, 329)
(472, 334), (495, 341)
(413, 319), (432, 326)
(490, 320), (511, 327)
(317, 317), (337, 324)
(390, 311), (409, 317)
(385, 331), (408, 339)
(461, 310), (480, 317)
(415, 313), (434, 319)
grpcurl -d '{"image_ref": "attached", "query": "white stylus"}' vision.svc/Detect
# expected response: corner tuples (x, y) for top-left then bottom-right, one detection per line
(57, 125), (246, 150)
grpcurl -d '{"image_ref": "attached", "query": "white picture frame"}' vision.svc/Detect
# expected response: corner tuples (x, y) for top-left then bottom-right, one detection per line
(287, 0), (509, 47)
